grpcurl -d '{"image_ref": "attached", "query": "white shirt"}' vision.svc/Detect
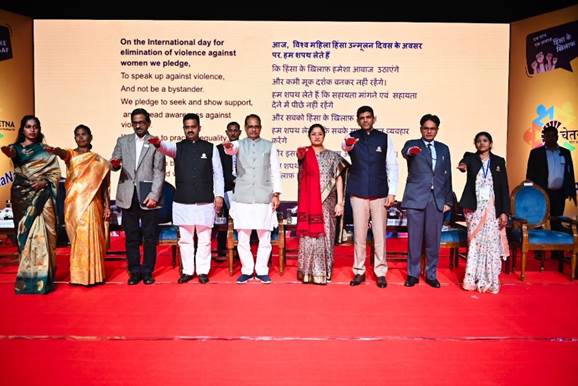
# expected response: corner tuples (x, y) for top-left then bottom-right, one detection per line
(225, 138), (282, 230)
(135, 134), (146, 166)
(158, 140), (225, 226)
(423, 139), (437, 171)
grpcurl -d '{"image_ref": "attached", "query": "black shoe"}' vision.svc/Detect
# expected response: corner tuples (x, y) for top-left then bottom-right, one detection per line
(425, 278), (441, 288)
(128, 273), (141, 285)
(404, 276), (419, 287)
(198, 274), (209, 284)
(143, 274), (155, 285)
(349, 274), (366, 286)
(178, 273), (194, 284)
(376, 276), (387, 288)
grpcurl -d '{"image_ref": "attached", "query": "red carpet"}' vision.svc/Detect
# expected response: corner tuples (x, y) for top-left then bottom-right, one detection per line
(1, 238), (577, 385)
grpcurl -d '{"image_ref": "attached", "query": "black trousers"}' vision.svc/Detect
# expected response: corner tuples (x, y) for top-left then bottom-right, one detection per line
(122, 188), (158, 274)
(546, 188), (565, 231)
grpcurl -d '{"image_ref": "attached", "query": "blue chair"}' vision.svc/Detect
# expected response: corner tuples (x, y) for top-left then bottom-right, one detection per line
(226, 212), (286, 275)
(510, 181), (577, 281)
(440, 193), (468, 269)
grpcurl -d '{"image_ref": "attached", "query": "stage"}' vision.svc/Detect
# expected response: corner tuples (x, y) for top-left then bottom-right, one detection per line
(1, 240), (577, 385)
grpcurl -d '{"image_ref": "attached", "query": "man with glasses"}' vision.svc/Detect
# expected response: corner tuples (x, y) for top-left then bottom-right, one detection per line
(223, 114), (282, 284)
(111, 108), (166, 285)
(401, 114), (453, 288)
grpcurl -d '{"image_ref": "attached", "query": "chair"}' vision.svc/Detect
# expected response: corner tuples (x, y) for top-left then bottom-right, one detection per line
(226, 212), (286, 275)
(509, 181), (577, 281)
(156, 182), (179, 268)
(108, 181), (179, 267)
(440, 192), (468, 270)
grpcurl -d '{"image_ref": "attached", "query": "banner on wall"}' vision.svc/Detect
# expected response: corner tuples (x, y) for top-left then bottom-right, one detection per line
(0, 10), (34, 226)
(525, 20), (577, 76)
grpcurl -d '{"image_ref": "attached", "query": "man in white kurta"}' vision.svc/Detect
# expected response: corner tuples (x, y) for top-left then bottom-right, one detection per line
(225, 114), (282, 284)
(150, 113), (224, 284)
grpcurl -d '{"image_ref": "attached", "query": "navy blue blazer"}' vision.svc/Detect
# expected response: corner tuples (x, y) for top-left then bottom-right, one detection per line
(401, 139), (453, 211)
(458, 152), (510, 217)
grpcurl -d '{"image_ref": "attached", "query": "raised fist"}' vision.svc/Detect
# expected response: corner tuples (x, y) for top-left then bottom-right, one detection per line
(147, 137), (161, 147)
(407, 146), (422, 156)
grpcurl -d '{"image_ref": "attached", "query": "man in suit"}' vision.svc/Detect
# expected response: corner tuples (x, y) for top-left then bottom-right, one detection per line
(342, 105), (399, 288)
(526, 124), (577, 233)
(111, 108), (166, 285)
(149, 113), (224, 284)
(216, 121), (242, 261)
(401, 114), (452, 288)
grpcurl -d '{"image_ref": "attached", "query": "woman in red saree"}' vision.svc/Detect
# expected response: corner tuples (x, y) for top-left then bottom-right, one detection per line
(296, 124), (349, 284)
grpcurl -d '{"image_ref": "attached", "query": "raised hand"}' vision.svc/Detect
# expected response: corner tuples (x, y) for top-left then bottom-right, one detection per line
(345, 136), (358, 147)
(110, 158), (122, 170)
(1, 145), (15, 158)
(296, 146), (308, 160)
(407, 146), (422, 156)
(148, 136), (161, 148)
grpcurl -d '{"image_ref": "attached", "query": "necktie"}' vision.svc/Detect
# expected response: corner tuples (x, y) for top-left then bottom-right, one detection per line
(427, 143), (434, 190)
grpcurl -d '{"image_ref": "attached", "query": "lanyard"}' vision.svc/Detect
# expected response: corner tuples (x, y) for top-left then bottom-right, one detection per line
(481, 158), (491, 178)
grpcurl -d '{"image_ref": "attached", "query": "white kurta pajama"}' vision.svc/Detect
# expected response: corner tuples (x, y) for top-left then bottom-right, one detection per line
(226, 139), (282, 275)
(159, 141), (224, 275)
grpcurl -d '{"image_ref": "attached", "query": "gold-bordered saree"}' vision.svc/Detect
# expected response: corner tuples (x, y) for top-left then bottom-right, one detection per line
(11, 142), (61, 294)
(64, 150), (110, 286)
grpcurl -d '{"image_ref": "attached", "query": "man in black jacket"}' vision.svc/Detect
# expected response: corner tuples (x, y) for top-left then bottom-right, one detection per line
(216, 121), (242, 260)
(526, 124), (577, 231)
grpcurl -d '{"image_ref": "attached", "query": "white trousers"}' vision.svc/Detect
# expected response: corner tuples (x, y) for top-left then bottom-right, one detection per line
(237, 229), (271, 275)
(178, 225), (212, 275)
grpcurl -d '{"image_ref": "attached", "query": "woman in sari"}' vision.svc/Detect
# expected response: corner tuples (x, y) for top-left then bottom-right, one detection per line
(457, 131), (510, 294)
(296, 124), (349, 284)
(1, 115), (61, 294)
(46, 125), (110, 286)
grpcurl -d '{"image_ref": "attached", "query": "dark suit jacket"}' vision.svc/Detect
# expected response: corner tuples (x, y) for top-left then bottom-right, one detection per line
(526, 145), (576, 200)
(401, 139), (453, 211)
(458, 152), (510, 217)
(217, 143), (235, 192)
